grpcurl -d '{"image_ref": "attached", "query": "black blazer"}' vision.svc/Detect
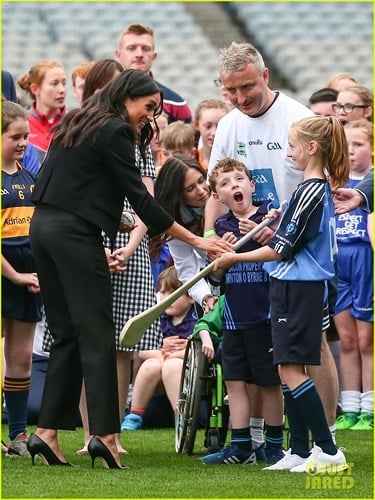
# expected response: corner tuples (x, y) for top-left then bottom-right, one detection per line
(31, 119), (174, 242)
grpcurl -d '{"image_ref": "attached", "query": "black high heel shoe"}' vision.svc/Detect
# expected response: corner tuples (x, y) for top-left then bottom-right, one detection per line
(88, 436), (128, 470)
(27, 433), (75, 466)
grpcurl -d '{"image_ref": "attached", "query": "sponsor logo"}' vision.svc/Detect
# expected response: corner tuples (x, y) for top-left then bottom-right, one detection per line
(248, 139), (263, 146)
(267, 142), (282, 150)
(236, 141), (247, 157)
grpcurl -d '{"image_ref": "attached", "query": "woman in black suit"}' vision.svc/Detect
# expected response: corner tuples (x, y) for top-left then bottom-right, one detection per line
(27, 70), (230, 469)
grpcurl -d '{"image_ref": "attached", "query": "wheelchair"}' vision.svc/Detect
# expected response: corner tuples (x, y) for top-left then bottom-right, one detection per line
(175, 336), (229, 455)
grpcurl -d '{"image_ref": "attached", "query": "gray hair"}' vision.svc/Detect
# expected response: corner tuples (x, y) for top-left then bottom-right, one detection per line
(219, 42), (265, 75)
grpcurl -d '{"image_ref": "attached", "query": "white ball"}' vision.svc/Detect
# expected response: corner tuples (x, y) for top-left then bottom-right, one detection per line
(121, 211), (136, 225)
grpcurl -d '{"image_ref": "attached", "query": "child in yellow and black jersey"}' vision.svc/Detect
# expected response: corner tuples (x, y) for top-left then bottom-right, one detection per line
(2, 100), (42, 458)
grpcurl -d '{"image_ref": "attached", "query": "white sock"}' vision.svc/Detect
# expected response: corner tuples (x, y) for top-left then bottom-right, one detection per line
(250, 417), (264, 448)
(329, 424), (336, 445)
(340, 390), (361, 413)
(360, 391), (373, 413)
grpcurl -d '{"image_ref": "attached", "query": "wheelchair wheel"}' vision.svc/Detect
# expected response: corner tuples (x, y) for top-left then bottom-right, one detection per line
(206, 429), (221, 453)
(175, 337), (208, 454)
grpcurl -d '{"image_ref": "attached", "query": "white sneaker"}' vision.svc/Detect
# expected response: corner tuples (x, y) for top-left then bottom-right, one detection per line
(262, 449), (306, 470)
(290, 445), (348, 473)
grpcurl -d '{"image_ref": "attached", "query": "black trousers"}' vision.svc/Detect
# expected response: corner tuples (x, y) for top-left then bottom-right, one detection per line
(30, 205), (119, 434)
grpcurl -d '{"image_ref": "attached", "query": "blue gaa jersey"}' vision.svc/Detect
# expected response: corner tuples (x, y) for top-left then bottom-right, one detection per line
(264, 179), (337, 281)
(2, 163), (36, 247)
(335, 178), (371, 245)
(215, 201), (273, 330)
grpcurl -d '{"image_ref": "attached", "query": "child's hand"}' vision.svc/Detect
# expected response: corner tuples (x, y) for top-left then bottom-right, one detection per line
(213, 251), (237, 271)
(238, 218), (275, 245)
(163, 335), (187, 353)
(12, 271), (40, 291)
(238, 218), (257, 235)
(221, 232), (237, 245)
(105, 247), (127, 273)
(199, 330), (215, 361)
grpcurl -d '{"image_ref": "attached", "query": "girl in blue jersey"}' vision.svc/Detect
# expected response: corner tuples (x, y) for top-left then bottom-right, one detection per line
(334, 119), (373, 431)
(214, 116), (350, 473)
(2, 100), (42, 457)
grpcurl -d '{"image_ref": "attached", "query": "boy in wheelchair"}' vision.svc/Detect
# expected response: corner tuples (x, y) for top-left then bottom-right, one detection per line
(197, 158), (284, 465)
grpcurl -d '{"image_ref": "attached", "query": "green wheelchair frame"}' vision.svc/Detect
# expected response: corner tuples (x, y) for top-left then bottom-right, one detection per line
(175, 336), (228, 455)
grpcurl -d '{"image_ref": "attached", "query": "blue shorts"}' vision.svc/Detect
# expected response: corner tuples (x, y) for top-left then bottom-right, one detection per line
(334, 243), (373, 322)
(2, 245), (43, 322)
(221, 321), (280, 386)
(270, 279), (324, 365)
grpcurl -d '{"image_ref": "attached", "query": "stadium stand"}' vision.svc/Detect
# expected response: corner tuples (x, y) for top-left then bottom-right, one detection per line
(2, 1), (373, 112)
(227, 1), (372, 104)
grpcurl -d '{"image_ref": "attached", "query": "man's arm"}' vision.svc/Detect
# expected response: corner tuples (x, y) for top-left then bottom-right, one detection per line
(334, 170), (373, 214)
(356, 169), (373, 213)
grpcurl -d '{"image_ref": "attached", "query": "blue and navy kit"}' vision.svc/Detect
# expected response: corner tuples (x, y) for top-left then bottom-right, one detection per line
(335, 178), (371, 245)
(334, 178), (373, 322)
(265, 178), (336, 283)
(215, 201), (273, 330)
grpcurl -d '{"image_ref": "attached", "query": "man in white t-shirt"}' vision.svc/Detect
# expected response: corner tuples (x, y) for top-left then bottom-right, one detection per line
(204, 42), (338, 463)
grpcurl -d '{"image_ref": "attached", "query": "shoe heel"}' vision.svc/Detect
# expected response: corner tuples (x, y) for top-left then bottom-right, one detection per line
(27, 433), (75, 467)
(87, 436), (127, 470)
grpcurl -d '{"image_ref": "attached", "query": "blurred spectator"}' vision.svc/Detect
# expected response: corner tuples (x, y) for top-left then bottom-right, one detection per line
(71, 61), (95, 105)
(308, 87), (338, 117)
(326, 72), (359, 93)
(193, 98), (229, 170)
(17, 60), (67, 163)
(160, 121), (196, 161)
(333, 84), (373, 126)
(115, 23), (192, 123)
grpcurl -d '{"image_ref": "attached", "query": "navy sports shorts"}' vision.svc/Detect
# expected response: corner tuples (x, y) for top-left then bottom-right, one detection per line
(222, 321), (280, 386)
(2, 245), (43, 322)
(270, 278), (324, 365)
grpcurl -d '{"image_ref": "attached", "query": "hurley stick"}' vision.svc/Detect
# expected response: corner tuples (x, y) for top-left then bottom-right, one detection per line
(120, 204), (285, 347)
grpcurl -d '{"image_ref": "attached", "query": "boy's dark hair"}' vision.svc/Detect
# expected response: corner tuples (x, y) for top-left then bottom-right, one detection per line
(308, 87), (338, 105)
(209, 157), (252, 193)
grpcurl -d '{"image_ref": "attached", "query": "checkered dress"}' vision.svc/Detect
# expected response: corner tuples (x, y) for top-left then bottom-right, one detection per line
(103, 146), (162, 351)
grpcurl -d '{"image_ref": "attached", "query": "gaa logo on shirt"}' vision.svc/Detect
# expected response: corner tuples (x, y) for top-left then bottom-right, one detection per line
(267, 142), (282, 150)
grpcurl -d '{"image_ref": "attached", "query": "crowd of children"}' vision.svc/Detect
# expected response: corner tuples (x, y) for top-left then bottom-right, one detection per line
(1, 30), (373, 477)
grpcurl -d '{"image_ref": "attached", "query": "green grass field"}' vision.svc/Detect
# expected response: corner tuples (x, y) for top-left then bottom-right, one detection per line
(1, 425), (373, 499)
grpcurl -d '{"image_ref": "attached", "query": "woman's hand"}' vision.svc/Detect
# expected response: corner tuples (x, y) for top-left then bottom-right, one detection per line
(195, 235), (233, 258)
(105, 247), (126, 273)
